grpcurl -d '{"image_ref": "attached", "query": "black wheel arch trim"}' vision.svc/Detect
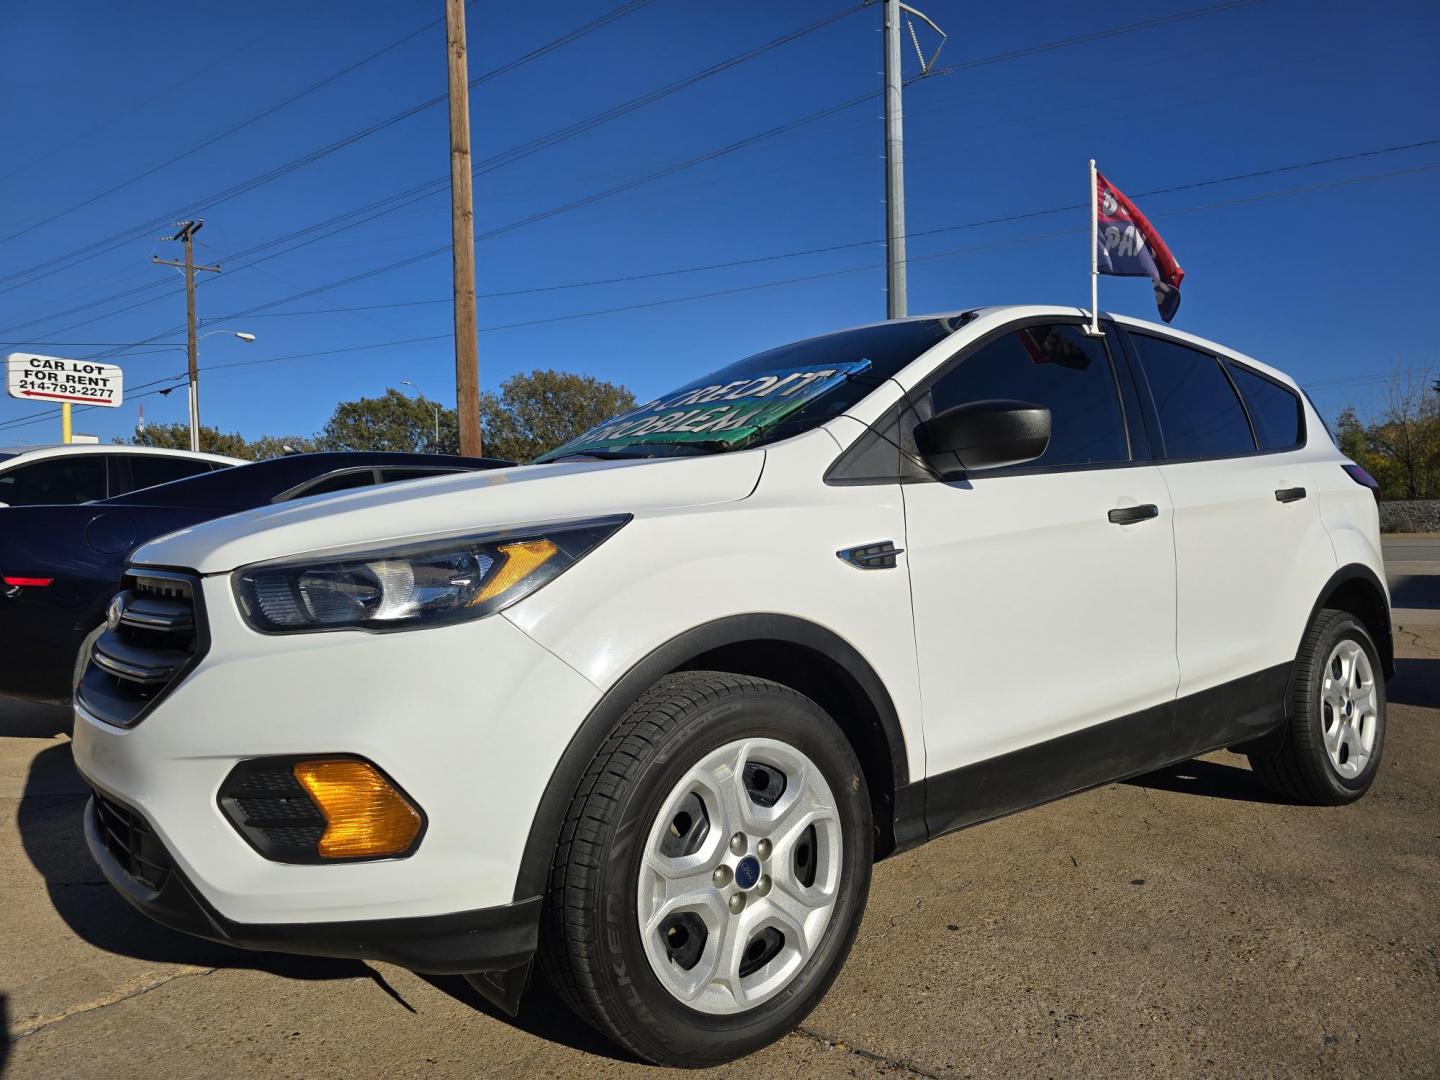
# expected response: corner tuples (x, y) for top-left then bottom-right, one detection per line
(1306, 563), (1394, 681)
(1231, 563), (1392, 757)
(512, 612), (910, 901)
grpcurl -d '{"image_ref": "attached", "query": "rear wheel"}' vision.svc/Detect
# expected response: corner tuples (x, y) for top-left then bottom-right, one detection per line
(1249, 609), (1386, 804)
(538, 672), (872, 1067)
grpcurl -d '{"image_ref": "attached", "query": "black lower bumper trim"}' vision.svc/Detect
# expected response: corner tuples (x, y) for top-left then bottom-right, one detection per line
(83, 793), (540, 975)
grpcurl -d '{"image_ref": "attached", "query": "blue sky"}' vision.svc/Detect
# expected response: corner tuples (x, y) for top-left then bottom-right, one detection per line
(0, 0), (1436, 446)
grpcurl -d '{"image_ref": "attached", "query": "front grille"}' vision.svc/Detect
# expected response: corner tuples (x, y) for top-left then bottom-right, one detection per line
(92, 789), (173, 892)
(78, 571), (206, 728)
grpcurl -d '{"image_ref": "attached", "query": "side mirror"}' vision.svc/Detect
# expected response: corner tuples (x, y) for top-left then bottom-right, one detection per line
(916, 399), (1051, 476)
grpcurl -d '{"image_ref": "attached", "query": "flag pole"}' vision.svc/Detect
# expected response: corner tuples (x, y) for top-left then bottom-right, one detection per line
(1088, 158), (1101, 337)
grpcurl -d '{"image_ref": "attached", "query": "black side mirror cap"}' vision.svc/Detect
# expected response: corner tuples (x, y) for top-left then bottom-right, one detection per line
(915, 399), (1051, 476)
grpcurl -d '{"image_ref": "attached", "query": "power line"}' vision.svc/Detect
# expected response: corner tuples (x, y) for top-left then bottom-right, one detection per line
(0, 0), (658, 297)
(4, 154), (1429, 436)
(0, 9), (453, 247)
(948, 0), (1261, 71)
(50, 71), (934, 358)
(0, 2), (868, 341)
(1, 0), (1262, 342)
(15, 128), (1438, 362)
(186, 137), (1440, 319)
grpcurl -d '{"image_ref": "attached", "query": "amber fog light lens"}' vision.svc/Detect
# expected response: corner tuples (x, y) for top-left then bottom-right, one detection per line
(292, 760), (422, 859)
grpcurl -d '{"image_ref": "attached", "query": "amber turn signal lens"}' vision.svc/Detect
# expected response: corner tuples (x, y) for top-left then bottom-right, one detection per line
(292, 760), (422, 859)
(470, 538), (558, 605)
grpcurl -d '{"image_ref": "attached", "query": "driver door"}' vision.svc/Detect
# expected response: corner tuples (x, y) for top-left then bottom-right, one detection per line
(900, 320), (1179, 832)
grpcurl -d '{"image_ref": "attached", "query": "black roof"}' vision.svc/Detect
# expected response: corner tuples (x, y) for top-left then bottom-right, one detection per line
(100, 451), (513, 512)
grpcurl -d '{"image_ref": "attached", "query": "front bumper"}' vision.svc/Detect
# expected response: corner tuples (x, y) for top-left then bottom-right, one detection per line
(82, 784), (540, 974)
(72, 572), (601, 929)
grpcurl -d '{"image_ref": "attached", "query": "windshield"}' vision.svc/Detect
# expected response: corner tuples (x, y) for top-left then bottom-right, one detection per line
(536, 317), (962, 462)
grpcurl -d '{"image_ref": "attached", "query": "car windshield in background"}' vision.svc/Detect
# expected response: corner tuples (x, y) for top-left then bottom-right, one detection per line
(535, 317), (963, 462)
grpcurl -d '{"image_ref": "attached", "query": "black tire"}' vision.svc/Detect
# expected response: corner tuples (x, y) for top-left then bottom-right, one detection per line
(536, 671), (873, 1067)
(1249, 609), (1386, 805)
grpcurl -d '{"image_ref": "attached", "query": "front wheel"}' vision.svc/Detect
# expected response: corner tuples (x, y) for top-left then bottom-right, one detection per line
(538, 672), (873, 1067)
(1250, 609), (1386, 804)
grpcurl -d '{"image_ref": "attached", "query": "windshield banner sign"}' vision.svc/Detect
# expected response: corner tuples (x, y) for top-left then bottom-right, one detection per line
(547, 361), (872, 457)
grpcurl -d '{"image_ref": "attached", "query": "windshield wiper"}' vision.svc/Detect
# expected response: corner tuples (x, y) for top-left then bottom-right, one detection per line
(543, 448), (666, 462)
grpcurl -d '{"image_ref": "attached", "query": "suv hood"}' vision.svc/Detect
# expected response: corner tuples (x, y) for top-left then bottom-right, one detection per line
(131, 452), (765, 574)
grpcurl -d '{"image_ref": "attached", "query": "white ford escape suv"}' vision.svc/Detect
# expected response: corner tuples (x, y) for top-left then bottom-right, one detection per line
(74, 305), (1390, 1067)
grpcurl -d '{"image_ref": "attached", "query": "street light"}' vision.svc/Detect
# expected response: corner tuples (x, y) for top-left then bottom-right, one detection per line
(185, 329), (256, 450)
(401, 380), (441, 449)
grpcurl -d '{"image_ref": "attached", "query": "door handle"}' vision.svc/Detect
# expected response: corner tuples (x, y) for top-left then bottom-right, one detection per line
(1107, 504), (1159, 525)
(1274, 487), (1307, 503)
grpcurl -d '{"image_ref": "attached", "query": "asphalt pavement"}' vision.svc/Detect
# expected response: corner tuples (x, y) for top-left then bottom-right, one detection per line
(2, 545), (1437, 1078)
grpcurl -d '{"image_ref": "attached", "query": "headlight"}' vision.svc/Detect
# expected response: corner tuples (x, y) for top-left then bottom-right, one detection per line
(233, 515), (628, 633)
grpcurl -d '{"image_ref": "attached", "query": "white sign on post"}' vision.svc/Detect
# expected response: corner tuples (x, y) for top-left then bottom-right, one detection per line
(6, 353), (124, 408)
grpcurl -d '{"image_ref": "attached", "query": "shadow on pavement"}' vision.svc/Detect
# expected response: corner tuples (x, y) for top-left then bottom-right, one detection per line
(1388, 574), (1440, 611)
(0, 697), (71, 739)
(1387, 657), (1440, 709)
(17, 742), (620, 1058)
(419, 972), (636, 1062)
(19, 742), (387, 985)
(1125, 758), (1290, 804)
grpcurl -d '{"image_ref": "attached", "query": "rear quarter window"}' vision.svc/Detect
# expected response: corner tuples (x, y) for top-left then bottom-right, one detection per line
(1226, 363), (1303, 450)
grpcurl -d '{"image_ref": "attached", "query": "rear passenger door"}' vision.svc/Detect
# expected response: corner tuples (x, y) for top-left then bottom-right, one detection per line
(111, 454), (219, 497)
(1124, 330), (1335, 720)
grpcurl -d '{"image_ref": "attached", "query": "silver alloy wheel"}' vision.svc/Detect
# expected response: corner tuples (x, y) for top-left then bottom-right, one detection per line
(636, 737), (843, 1015)
(1320, 639), (1379, 779)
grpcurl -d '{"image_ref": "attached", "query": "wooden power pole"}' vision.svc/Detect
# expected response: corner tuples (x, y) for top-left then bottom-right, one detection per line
(154, 220), (219, 452)
(445, 0), (482, 455)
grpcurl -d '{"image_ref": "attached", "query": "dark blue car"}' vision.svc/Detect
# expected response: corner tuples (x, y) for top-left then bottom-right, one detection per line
(0, 451), (512, 705)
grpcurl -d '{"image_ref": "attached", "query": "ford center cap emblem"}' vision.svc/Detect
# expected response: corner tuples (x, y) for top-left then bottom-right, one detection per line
(735, 855), (761, 890)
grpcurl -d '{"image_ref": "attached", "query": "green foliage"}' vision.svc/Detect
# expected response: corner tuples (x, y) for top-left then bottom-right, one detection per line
(1334, 375), (1440, 500)
(317, 388), (457, 454)
(122, 422), (251, 459)
(247, 434), (320, 460)
(119, 370), (635, 464)
(480, 370), (636, 462)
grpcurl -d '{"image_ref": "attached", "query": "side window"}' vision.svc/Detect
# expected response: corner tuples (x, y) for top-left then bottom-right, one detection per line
(285, 469), (377, 500)
(0, 455), (107, 505)
(1131, 334), (1256, 459)
(925, 323), (1129, 470)
(122, 454), (217, 494)
(379, 467), (459, 484)
(1227, 363), (1303, 450)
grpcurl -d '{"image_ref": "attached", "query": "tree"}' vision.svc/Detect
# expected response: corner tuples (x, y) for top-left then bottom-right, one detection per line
(1367, 370), (1440, 500)
(247, 434), (320, 460)
(480, 369), (635, 462)
(123, 422), (251, 458)
(317, 389), (458, 454)
(121, 370), (635, 465)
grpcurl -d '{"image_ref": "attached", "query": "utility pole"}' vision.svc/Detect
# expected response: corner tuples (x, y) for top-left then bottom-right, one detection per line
(153, 220), (219, 452)
(882, 2), (945, 321)
(445, 0), (482, 455)
(883, 0), (907, 320)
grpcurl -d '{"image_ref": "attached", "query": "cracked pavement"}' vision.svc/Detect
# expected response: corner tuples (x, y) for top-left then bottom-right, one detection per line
(3, 542), (1438, 1078)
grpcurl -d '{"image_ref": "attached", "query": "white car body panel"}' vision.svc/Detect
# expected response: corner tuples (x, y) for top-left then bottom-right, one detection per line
(901, 463), (1179, 772)
(71, 304), (1389, 944)
(73, 578), (601, 920)
(503, 429), (926, 776)
(0, 443), (243, 468)
(130, 452), (764, 574)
